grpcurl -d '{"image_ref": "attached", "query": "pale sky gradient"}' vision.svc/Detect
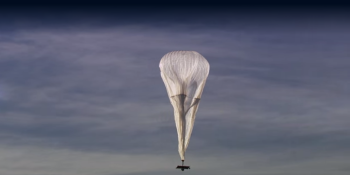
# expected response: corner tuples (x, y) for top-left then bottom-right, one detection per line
(0, 6), (349, 175)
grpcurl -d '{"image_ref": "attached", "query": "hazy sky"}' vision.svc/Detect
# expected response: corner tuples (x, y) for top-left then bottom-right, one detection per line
(0, 6), (349, 175)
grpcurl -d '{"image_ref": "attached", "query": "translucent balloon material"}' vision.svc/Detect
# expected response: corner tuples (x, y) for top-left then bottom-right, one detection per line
(159, 51), (210, 160)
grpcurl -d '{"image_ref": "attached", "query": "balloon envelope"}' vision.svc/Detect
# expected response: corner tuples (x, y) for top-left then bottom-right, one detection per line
(159, 51), (210, 160)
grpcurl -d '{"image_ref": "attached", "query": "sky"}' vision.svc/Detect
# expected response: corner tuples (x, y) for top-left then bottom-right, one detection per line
(0, 5), (350, 175)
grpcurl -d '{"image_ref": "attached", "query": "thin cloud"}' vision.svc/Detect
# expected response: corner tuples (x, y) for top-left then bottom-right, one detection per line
(0, 11), (349, 174)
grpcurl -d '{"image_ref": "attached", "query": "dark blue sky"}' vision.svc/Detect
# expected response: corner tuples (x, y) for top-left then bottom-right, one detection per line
(0, 5), (349, 175)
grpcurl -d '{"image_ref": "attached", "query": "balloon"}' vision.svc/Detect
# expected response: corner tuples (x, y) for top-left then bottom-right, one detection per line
(159, 51), (210, 161)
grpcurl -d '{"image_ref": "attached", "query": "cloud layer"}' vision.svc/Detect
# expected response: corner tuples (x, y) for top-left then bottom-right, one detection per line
(0, 8), (350, 175)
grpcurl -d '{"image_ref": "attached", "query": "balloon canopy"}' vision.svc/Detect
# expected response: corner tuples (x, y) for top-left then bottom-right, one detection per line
(159, 51), (210, 160)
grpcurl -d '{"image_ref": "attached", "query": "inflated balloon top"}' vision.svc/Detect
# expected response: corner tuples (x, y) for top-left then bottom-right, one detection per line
(159, 51), (210, 164)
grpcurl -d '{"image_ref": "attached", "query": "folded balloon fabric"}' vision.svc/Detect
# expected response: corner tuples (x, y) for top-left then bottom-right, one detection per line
(159, 51), (210, 161)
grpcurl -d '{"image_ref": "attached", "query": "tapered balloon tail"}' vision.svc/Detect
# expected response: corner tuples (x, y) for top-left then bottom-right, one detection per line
(176, 160), (190, 171)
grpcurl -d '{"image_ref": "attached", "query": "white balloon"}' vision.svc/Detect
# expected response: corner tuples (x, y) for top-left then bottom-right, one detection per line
(159, 51), (210, 161)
